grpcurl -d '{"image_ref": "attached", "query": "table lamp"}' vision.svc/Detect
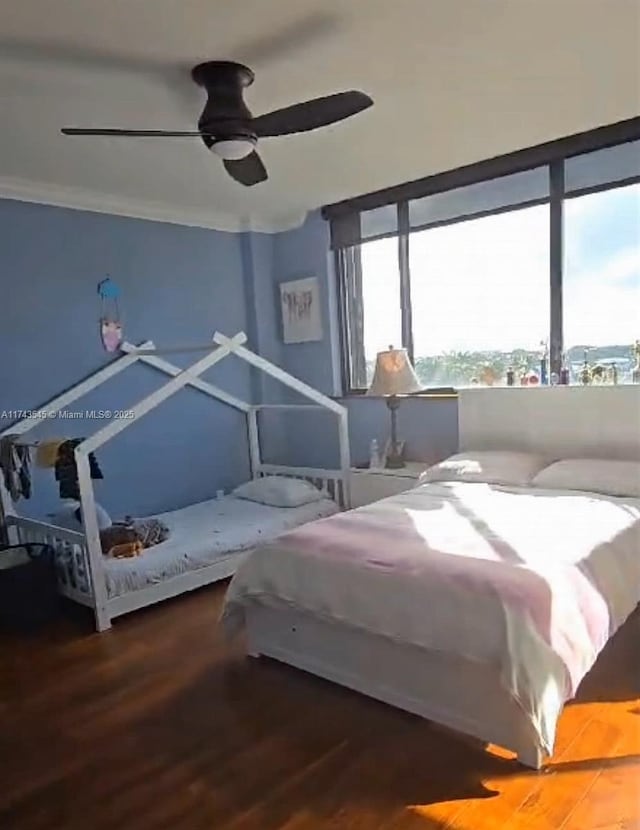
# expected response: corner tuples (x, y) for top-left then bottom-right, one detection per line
(367, 345), (422, 468)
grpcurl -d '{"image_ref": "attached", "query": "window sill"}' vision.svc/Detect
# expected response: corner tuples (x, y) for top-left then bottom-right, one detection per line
(342, 388), (458, 399)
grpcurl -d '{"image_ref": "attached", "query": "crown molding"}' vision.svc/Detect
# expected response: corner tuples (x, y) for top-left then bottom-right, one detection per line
(0, 175), (307, 234)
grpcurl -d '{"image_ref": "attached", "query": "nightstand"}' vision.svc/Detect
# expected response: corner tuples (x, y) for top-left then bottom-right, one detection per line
(350, 462), (430, 508)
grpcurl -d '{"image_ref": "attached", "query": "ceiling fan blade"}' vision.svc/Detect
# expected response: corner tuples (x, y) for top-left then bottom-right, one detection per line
(223, 151), (268, 186)
(61, 128), (208, 137)
(252, 90), (372, 137)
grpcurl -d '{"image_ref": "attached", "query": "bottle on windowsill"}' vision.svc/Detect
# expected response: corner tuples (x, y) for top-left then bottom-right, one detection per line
(632, 340), (640, 384)
(539, 341), (548, 385)
(369, 439), (382, 470)
(580, 350), (591, 385)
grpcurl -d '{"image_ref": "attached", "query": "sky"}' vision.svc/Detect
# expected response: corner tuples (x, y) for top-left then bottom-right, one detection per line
(361, 182), (640, 360)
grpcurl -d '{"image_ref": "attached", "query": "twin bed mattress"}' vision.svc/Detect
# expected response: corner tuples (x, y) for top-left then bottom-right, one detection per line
(104, 494), (339, 598)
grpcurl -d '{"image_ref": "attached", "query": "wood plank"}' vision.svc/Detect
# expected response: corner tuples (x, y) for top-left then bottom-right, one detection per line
(439, 705), (596, 830)
(0, 588), (637, 830)
(221, 717), (484, 830)
(500, 718), (622, 830)
(559, 709), (640, 830)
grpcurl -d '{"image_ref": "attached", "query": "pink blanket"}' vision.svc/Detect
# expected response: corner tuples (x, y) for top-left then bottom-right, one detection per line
(275, 500), (610, 696)
(223, 482), (640, 750)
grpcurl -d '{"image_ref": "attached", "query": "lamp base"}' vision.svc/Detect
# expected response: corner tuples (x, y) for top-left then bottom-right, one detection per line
(385, 453), (406, 469)
(385, 396), (405, 468)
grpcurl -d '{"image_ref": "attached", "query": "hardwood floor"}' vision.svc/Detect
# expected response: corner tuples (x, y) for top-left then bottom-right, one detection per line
(1, 585), (638, 830)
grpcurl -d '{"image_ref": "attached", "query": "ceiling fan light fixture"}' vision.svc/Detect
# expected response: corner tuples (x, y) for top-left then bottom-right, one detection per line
(59, 61), (373, 187)
(209, 137), (256, 160)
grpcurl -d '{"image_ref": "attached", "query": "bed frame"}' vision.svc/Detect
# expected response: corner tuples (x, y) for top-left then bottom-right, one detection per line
(243, 385), (640, 769)
(0, 331), (350, 631)
(245, 605), (544, 768)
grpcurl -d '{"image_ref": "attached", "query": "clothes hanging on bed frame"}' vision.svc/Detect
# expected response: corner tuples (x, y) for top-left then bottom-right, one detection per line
(35, 439), (66, 469)
(0, 437), (103, 502)
(0, 435), (32, 501)
(54, 439), (103, 500)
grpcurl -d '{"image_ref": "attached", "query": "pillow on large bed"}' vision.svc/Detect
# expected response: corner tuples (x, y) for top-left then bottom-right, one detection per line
(420, 450), (549, 487)
(531, 458), (640, 497)
(233, 476), (326, 507)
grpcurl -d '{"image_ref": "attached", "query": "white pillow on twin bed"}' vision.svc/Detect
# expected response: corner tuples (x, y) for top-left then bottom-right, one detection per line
(531, 458), (640, 498)
(48, 500), (113, 531)
(420, 450), (550, 488)
(233, 476), (327, 508)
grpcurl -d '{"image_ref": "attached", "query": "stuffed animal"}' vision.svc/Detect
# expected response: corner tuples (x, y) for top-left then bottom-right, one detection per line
(99, 524), (138, 555)
(107, 541), (144, 559)
(99, 519), (170, 556)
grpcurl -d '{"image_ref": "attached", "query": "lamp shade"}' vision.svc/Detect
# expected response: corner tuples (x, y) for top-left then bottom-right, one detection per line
(367, 347), (422, 396)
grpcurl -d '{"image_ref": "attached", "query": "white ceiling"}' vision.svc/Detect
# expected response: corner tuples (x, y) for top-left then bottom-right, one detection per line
(1, 0), (639, 232)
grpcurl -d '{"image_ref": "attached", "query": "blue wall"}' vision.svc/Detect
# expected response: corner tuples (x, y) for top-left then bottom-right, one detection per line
(344, 397), (458, 467)
(261, 211), (459, 469)
(259, 389), (459, 470)
(1, 198), (459, 526)
(0, 199), (252, 519)
(271, 212), (342, 398)
(239, 230), (287, 463)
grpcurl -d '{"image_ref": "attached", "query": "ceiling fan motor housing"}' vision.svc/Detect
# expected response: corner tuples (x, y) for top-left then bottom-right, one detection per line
(192, 61), (257, 148)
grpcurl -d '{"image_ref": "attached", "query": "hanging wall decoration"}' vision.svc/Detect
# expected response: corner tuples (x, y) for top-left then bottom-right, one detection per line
(280, 276), (322, 343)
(97, 277), (123, 352)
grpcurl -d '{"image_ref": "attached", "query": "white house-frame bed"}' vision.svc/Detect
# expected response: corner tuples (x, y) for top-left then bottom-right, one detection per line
(227, 386), (640, 770)
(0, 331), (350, 632)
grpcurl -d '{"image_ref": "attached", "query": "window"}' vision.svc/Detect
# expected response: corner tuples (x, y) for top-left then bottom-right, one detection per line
(360, 237), (403, 385)
(409, 205), (550, 387)
(329, 122), (640, 392)
(564, 183), (640, 383)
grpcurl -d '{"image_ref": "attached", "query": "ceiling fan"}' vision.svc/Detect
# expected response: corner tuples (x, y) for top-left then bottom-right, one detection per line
(61, 61), (373, 187)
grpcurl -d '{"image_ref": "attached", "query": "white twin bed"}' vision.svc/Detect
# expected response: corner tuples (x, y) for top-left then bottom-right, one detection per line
(4, 476), (344, 627)
(105, 493), (338, 598)
(221, 386), (640, 769)
(0, 331), (350, 631)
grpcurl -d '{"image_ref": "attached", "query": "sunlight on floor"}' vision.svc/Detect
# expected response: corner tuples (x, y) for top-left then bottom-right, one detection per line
(485, 743), (518, 761)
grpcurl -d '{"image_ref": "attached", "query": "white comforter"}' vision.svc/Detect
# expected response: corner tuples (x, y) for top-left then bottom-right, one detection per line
(222, 481), (640, 753)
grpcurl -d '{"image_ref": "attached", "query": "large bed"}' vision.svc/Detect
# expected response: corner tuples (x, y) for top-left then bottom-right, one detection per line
(221, 386), (640, 769)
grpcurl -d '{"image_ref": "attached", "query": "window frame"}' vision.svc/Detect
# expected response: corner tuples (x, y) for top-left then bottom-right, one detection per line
(329, 118), (640, 394)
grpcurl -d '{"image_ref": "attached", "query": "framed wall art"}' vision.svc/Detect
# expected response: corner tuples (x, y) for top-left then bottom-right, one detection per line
(280, 276), (322, 344)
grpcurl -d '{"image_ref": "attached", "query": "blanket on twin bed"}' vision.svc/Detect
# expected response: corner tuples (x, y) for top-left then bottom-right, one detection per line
(222, 480), (640, 754)
(100, 518), (170, 558)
